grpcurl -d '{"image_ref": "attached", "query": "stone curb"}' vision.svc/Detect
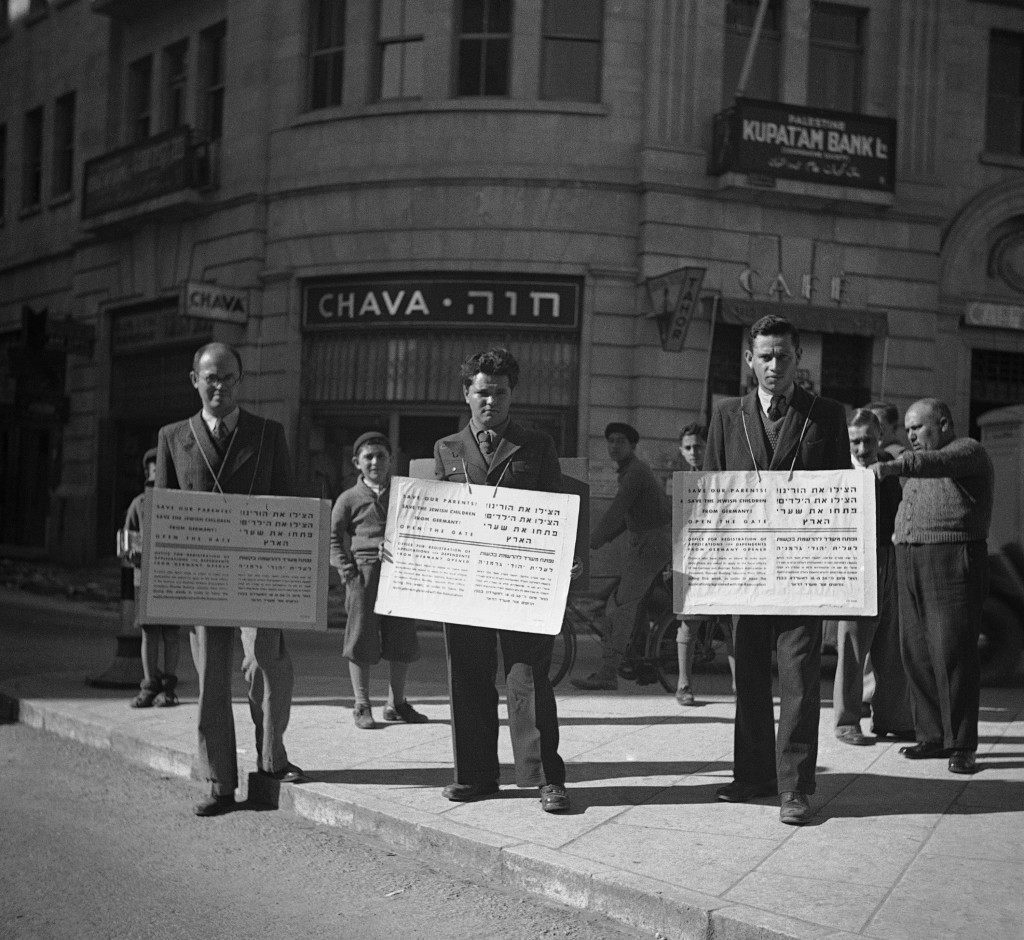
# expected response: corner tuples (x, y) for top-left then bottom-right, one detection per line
(1, 687), (848, 940)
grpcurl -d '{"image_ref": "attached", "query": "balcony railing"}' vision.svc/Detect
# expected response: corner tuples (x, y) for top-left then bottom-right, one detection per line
(709, 98), (897, 196)
(81, 127), (214, 221)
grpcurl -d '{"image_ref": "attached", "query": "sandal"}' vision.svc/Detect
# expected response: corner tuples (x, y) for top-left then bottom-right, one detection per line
(155, 689), (178, 707)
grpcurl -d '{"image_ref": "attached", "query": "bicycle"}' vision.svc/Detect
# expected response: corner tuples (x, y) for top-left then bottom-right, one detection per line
(552, 573), (733, 694)
(551, 573), (679, 691)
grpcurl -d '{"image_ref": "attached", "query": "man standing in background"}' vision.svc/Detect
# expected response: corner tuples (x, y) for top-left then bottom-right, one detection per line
(572, 422), (672, 691)
(872, 398), (993, 774)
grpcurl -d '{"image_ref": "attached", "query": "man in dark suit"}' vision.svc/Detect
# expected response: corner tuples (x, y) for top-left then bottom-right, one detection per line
(156, 342), (306, 816)
(704, 315), (848, 825)
(433, 347), (570, 813)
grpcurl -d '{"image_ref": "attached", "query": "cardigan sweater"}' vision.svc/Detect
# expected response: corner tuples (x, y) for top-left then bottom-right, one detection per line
(330, 478), (390, 567)
(891, 438), (993, 545)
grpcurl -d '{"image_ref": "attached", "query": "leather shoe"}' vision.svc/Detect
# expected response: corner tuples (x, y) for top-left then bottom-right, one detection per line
(715, 779), (778, 802)
(835, 725), (872, 746)
(873, 727), (916, 741)
(539, 784), (570, 813)
(194, 794), (235, 817)
(948, 750), (977, 774)
(259, 762), (308, 783)
(442, 781), (499, 802)
(900, 742), (948, 760)
(779, 791), (812, 825)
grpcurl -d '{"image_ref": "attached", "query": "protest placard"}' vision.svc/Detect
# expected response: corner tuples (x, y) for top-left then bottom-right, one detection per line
(138, 489), (331, 630)
(672, 469), (877, 617)
(374, 476), (579, 634)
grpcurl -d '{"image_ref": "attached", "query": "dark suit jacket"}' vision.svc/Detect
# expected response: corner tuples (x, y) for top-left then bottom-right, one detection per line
(433, 420), (562, 494)
(156, 408), (293, 497)
(704, 384), (848, 473)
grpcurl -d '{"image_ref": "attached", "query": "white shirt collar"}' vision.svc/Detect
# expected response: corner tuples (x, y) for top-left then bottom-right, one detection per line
(202, 407), (239, 434)
(756, 385), (794, 416)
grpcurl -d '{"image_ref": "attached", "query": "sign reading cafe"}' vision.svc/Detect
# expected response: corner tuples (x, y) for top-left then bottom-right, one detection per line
(709, 98), (897, 192)
(303, 273), (582, 331)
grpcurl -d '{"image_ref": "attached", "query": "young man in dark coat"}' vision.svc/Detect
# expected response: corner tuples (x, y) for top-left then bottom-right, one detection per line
(704, 315), (848, 825)
(433, 347), (570, 813)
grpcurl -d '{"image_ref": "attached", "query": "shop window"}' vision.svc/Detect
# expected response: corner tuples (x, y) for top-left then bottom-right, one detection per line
(455, 0), (512, 97)
(971, 347), (1024, 438)
(722, 0), (781, 105)
(820, 333), (871, 409)
(199, 22), (226, 142)
(21, 106), (43, 211)
(163, 40), (189, 131)
(378, 0), (424, 101)
(987, 31), (1024, 155)
(807, 3), (865, 112)
(540, 0), (603, 102)
(51, 91), (75, 199)
(309, 0), (346, 109)
(127, 55), (153, 143)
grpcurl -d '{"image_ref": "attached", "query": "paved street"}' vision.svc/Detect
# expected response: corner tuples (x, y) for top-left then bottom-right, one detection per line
(2, 587), (1023, 939)
(0, 722), (634, 939)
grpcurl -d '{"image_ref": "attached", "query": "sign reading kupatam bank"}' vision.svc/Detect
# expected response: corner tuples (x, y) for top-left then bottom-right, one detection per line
(303, 273), (582, 331)
(710, 98), (896, 192)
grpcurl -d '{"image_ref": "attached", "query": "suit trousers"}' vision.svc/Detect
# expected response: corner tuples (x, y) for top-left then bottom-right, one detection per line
(895, 541), (987, 751)
(443, 622), (565, 788)
(834, 544), (912, 732)
(733, 615), (822, 794)
(190, 625), (295, 794)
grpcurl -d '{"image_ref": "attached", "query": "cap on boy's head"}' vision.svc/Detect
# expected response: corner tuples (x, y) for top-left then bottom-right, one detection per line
(604, 422), (639, 446)
(142, 447), (158, 470)
(352, 432), (391, 457)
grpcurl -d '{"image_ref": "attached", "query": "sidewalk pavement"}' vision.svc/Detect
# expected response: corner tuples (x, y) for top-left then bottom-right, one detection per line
(2, 590), (1022, 940)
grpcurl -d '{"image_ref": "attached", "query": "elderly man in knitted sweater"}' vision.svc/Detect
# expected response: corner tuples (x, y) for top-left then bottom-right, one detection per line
(870, 398), (993, 775)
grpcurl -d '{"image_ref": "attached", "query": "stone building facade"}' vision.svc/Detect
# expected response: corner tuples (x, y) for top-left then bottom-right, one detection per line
(2, 0), (1024, 563)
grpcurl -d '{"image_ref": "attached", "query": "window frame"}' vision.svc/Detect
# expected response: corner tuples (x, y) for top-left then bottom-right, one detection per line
(722, 0), (782, 105)
(308, 0), (347, 110)
(51, 91), (75, 200)
(198, 21), (227, 142)
(806, 1), (866, 113)
(454, 0), (513, 98)
(986, 29), (1024, 156)
(377, 0), (425, 101)
(21, 106), (44, 212)
(539, 0), (604, 103)
(0, 123), (7, 222)
(162, 39), (190, 132)
(127, 54), (153, 143)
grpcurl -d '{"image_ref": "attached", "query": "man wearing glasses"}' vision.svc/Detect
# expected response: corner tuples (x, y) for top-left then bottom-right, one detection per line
(156, 342), (306, 816)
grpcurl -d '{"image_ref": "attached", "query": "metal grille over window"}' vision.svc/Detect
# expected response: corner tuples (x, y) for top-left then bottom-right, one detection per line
(310, 0), (346, 109)
(456, 0), (512, 96)
(379, 0), (425, 100)
(540, 0), (604, 103)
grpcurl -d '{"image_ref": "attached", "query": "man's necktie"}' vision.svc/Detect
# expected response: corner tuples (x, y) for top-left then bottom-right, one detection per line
(213, 419), (230, 449)
(477, 429), (496, 457)
(767, 395), (787, 421)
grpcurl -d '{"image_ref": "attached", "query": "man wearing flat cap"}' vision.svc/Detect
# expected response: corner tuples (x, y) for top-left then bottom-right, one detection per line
(573, 422), (672, 690)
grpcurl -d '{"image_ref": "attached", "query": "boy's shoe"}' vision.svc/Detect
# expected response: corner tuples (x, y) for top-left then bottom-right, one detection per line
(155, 674), (178, 707)
(442, 781), (499, 802)
(675, 686), (696, 706)
(353, 704), (375, 729)
(779, 791), (813, 825)
(130, 679), (161, 708)
(835, 725), (871, 746)
(383, 701), (428, 723)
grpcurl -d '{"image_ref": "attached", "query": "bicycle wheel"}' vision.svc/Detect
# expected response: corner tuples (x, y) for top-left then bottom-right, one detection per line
(549, 607), (578, 687)
(647, 613), (681, 693)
